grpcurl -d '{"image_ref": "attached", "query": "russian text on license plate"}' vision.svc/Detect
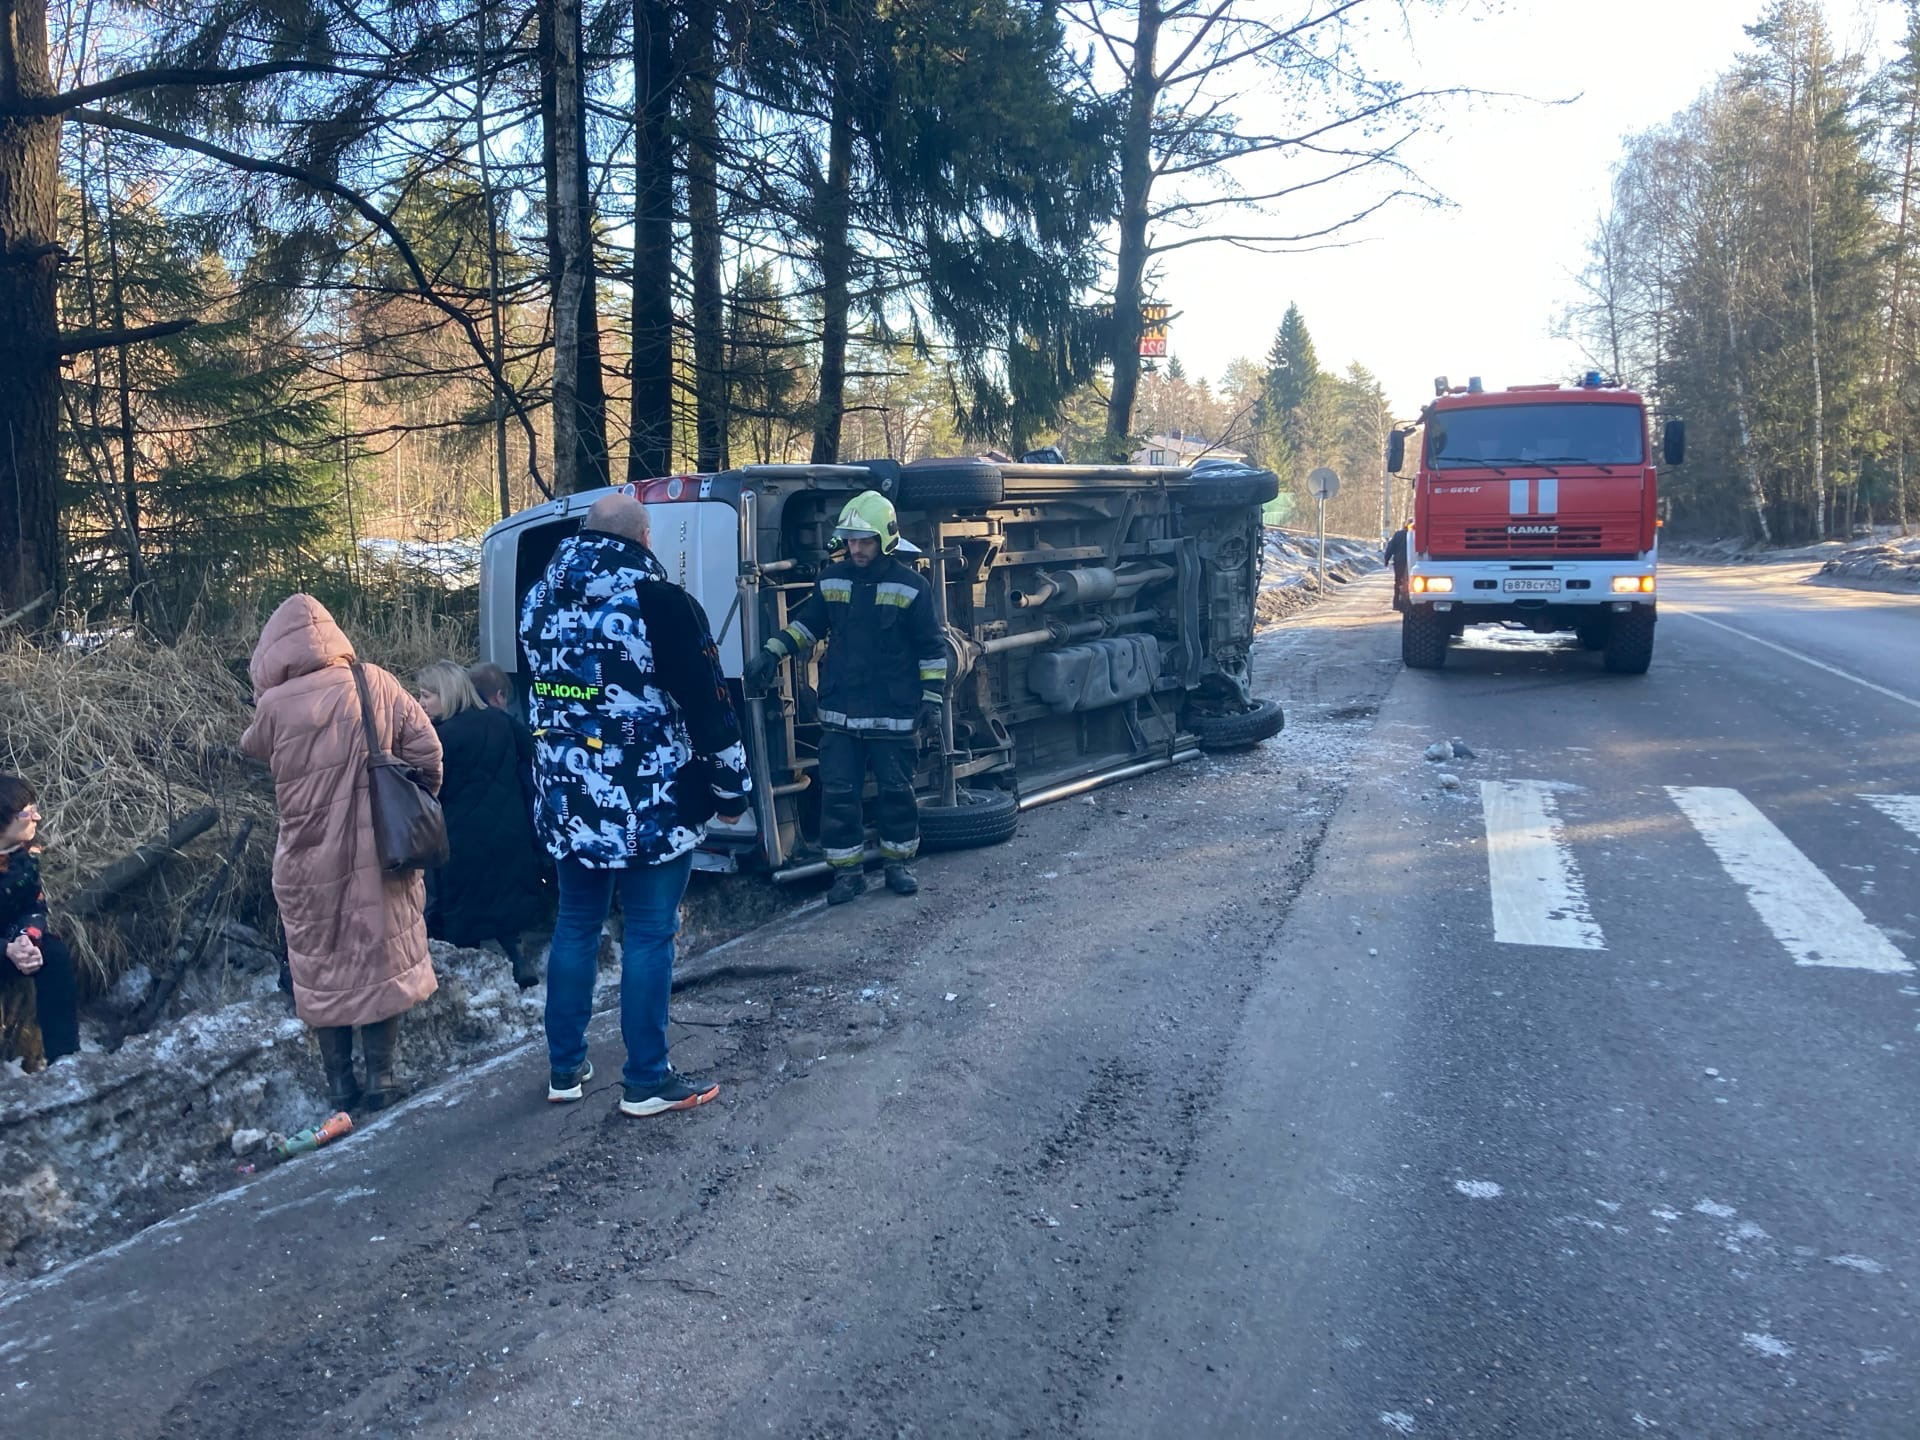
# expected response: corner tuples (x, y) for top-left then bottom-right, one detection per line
(1502, 578), (1561, 592)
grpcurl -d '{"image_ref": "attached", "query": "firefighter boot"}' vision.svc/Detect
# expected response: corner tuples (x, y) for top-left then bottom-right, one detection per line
(883, 861), (918, 896)
(315, 1026), (362, 1112)
(358, 1016), (403, 1111)
(827, 869), (865, 906)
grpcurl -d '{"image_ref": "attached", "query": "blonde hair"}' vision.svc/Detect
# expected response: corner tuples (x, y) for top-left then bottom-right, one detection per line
(415, 660), (483, 719)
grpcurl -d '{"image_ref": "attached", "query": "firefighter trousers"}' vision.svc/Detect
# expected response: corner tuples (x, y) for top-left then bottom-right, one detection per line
(818, 729), (919, 868)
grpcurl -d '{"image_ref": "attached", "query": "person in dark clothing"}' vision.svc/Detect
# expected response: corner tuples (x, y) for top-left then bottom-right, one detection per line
(1, 776), (80, 1066)
(1385, 523), (1412, 612)
(413, 661), (549, 989)
(519, 495), (750, 1117)
(743, 491), (947, 906)
(469, 662), (512, 711)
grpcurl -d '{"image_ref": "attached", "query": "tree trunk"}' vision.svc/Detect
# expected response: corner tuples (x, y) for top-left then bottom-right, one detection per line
(1806, 169), (1826, 542)
(0, 0), (64, 618)
(1725, 298), (1770, 544)
(1102, 0), (1161, 461)
(685, 0), (727, 473)
(476, 0), (513, 519)
(541, 0), (609, 494)
(628, 0), (675, 482)
(810, 83), (856, 464)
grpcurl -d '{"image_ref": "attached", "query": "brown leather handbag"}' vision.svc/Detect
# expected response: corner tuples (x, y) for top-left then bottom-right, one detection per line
(349, 662), (450, 872)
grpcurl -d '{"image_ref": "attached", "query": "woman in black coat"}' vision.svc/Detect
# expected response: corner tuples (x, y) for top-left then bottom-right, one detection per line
(1, 775), (80, 1064)
(412, 662), (550, 987)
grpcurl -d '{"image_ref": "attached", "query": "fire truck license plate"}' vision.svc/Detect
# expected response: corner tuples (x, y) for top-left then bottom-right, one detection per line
(1502, 578), (1561, 592)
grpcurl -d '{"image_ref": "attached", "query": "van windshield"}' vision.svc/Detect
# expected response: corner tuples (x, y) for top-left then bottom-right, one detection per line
(1426, 403), (1644, 470)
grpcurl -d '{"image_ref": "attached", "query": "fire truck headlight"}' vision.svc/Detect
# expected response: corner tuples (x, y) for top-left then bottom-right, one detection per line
(1412, 576), (1452, 594)
(1611, 575), (1656, 593)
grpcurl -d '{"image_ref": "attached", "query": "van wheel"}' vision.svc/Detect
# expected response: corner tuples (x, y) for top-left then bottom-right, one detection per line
(1402, 607), (1449, 669)
(1186, 696), (1285, 751)
(1184, 468), (1280, 508)
(891, 460), (1004, 510)
(919, 787), (1019, 851)
(1602, 606), (1655, 674)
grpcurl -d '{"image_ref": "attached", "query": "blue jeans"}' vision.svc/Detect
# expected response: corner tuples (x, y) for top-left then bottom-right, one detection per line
(545, 852), (694, 1088)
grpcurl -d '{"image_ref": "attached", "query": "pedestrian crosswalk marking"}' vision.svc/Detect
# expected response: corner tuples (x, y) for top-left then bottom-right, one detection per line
(1863, 794), (1920, 844)
(1479, 780), (1606, 950)
(1667, 786), (1913, 974)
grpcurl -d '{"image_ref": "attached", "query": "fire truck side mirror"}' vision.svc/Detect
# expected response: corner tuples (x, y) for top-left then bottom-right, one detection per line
(1662, 419), (1686, 467)
(1386, 430), (1406, 474)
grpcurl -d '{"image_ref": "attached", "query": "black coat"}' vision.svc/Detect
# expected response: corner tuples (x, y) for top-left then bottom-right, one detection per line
(429, 706), (549, 946)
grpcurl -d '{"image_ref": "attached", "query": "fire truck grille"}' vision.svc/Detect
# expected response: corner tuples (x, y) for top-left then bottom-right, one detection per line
(1460, 523), (1609, 553)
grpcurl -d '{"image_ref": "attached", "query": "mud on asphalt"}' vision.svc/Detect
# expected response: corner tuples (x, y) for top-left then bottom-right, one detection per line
(54, 586), (1407, 1440)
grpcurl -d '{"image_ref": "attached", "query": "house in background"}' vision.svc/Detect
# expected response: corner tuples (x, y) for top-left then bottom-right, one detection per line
(1130, 429), (1246, 467)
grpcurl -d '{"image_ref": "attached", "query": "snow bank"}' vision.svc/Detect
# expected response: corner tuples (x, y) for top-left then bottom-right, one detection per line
(0, 940), (556, 1287)
(1258, 528), (1381, 625)
(1815, 534), (1920, 591)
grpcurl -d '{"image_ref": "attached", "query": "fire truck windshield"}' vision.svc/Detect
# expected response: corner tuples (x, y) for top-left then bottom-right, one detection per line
(1426, 403), (1645, 471)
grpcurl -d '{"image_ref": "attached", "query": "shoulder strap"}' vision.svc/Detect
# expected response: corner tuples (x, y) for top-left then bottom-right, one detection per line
(348, 661), (381, 762)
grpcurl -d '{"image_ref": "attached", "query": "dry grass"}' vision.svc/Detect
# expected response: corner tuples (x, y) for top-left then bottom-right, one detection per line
(0, 593), (480, 1005)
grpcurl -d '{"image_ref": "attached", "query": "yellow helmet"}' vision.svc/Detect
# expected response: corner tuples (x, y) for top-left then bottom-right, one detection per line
(832, 491), (902, 554)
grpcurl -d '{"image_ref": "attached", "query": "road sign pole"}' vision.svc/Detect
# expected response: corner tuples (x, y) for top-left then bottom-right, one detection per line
(1305, 466), (1339, 588)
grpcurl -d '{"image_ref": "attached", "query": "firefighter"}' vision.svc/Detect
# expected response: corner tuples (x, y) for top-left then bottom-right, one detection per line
(744, 491), (946, 904)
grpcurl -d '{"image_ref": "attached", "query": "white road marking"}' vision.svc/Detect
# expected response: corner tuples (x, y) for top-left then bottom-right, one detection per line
(1670, 610), (1920, 713)
(1479, 780), (1605, 950)
(1668, 787), (1913, 973)
(1454, 1180), (1503, 1198)
(1864, 794), (1920, 842)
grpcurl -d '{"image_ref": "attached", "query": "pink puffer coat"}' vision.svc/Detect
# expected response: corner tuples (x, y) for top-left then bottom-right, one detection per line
(240, 595), (443, 1027)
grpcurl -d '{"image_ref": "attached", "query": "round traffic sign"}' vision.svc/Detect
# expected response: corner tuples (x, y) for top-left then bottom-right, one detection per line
(1308, 466), (1340, 500)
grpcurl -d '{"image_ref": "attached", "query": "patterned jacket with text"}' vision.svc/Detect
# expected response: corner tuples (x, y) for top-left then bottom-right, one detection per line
(519, 529), (750, 867)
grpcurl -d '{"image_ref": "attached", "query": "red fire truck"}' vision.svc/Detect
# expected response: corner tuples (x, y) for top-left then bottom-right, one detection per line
(1385, 372), (1684, 673)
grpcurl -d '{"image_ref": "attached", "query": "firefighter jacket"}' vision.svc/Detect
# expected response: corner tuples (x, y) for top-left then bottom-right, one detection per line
(766, 552), (947, 732)
(519, 529), (751, 867)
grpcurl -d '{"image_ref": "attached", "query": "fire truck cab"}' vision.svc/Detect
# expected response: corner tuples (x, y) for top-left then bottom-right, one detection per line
(1386, 373), (1684, 674)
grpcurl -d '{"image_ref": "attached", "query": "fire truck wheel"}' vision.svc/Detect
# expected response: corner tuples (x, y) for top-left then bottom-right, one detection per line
(1186, 696), (1286, 751)
(890, 460), (1004, 510)
(1401, 607), (1450, 669)
(1602, 606), (1655, 674)
(919, 787), (1019, 852)
(1183, 468), (1280, 508)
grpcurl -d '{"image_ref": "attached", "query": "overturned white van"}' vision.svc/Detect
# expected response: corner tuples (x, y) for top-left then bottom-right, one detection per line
(478, 456), (1285, 880)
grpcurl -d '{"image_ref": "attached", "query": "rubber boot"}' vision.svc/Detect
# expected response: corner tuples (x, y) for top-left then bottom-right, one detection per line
(315, 1026), (362, 1112)
(826, 869), (865, 906)
(883, 861), (918, 896)
(358, 1016), (403, 1111)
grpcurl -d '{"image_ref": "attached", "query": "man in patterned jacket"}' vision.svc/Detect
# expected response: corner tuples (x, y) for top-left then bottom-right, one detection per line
(519, 494), (750, 1116)
(744, 491), (946, 906)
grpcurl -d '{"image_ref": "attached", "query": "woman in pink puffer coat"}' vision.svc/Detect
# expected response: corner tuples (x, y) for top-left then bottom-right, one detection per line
(241, 594), (442, 1110)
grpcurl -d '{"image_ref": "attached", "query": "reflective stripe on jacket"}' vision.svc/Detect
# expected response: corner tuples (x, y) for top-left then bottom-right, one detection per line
(769, 553), (945, 729)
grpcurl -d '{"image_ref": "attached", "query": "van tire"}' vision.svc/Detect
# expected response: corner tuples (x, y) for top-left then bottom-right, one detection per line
(918, 787), (1019, 851)
(1602, 606), (1655, 674)
(1184, 468), (1280, 508)
(1186, 696), (1286, 751)
(892, 461), (1004, 510)
(1402, 607), (1449, 669)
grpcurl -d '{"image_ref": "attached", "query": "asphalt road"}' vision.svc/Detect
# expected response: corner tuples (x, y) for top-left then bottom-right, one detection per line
(4, 562), (1915, 1438)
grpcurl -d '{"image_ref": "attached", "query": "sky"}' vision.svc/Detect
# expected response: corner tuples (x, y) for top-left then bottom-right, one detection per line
(1158, 0), (1896, 423)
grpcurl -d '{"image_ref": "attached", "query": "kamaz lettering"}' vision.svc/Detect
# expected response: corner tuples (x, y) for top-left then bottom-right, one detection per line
(1507, 524), (1560, 536)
